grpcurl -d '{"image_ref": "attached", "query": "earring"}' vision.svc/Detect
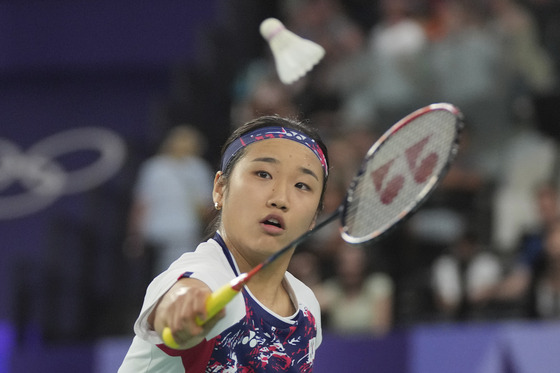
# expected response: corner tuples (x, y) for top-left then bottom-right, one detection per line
(214, 202), (222, 210)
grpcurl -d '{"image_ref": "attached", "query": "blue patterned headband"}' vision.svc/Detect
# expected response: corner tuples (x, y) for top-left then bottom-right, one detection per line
(221, 126), (328, 176)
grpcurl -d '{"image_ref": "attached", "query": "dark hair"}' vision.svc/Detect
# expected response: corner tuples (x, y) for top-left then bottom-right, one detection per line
(205, 115), (330, 237)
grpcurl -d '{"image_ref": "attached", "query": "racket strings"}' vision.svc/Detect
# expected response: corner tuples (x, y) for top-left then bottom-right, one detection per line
(343, 110), (459, 241)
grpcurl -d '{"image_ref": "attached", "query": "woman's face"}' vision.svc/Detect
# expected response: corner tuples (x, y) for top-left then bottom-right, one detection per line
(215, 138), (324, 266)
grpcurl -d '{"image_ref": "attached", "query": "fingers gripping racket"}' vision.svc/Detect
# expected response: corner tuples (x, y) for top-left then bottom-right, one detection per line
(163, 103), (463, 348)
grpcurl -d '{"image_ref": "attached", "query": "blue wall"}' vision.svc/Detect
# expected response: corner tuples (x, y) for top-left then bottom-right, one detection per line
(0, 0), (220, 334)
(0, 0), (217, 71)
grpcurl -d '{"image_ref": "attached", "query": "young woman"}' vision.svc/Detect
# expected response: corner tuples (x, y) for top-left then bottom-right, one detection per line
(119, 115), (330, 372)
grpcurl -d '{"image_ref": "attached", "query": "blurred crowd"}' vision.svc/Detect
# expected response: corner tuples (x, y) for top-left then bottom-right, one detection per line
(129, 0), (560, 337)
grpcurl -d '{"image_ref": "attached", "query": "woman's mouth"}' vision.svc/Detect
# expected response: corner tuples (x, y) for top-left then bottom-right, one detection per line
(260, 215), (285, 234)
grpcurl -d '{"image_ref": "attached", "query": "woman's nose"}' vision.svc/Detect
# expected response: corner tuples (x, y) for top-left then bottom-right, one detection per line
(267, 185), (289, 211)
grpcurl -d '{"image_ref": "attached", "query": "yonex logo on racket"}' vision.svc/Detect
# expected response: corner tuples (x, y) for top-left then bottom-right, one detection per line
(372, 135), (438, 205)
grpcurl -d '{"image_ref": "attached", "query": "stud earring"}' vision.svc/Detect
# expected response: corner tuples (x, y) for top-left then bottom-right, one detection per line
(214, 202), (222, 211)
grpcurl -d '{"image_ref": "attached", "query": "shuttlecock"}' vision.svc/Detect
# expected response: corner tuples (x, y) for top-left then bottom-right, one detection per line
(260, 18), (325, 85)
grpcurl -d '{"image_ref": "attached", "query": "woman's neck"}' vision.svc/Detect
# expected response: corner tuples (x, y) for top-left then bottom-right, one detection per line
(248, 271), (295, 317)
(217, 232), (296, 316)
(240, 255), (295, 317)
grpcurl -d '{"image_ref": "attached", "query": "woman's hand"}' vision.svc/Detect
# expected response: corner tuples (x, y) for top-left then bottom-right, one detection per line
(150, 278), (225, 349)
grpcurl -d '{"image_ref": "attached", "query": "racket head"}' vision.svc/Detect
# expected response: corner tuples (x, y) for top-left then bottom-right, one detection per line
(340, 103), (463, 244)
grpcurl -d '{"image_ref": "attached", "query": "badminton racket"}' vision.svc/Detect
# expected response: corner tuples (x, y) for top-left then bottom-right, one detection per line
(163, 102), (463, 348)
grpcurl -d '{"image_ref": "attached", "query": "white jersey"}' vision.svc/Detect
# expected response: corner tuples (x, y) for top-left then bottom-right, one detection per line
(119, 234), (322, 372)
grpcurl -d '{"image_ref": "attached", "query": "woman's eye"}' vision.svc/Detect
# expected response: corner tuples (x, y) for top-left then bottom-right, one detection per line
(256, 171), (271, 179)
(295, 182), (310, 191)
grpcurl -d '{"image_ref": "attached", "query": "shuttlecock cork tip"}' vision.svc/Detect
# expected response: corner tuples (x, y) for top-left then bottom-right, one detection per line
(260, 18), (285, 40)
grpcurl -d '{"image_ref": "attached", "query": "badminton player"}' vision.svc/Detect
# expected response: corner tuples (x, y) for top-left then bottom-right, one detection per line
(119, 115), (330, 372)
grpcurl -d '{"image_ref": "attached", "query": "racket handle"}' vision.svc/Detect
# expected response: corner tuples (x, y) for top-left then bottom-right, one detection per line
(162, 274), (248, 349)
(194, 281), (241, 326)
(162, 327), (181, 349)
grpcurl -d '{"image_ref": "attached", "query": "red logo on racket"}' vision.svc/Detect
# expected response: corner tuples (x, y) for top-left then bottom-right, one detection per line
(371, 135), (438, 205)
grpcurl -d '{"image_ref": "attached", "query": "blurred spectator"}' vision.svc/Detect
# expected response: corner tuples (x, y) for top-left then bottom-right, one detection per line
(281, 0), (365, 66)
(325, 128), (378, 185)
(288, 250), (324, 290)
(431, 229), (502, 321)
(125, 125), (214, 276)
(280, 0), (367, 121)
(339, 0), (429, 131)
(425, 0), (510, 177)
(517, 182), (560, 271)
(319, 243), (394, 336)
(491, 182), (560, 307)
(231, 75), (299, 126)
(531, 216), (560, 319)
(492, 131), (558, 252)
(523, 0), (560, 73)
(437, 126), (488, 221)
(488, 0), (557, 96)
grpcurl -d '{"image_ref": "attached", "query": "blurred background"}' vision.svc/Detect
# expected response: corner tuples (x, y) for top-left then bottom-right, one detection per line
(1, 0), (560, 372)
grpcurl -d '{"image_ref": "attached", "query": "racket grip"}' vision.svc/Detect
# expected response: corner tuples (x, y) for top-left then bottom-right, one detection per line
(162, 327), (180, 349)
(162, 274), (247, 349)
(194, 281), (241, 326)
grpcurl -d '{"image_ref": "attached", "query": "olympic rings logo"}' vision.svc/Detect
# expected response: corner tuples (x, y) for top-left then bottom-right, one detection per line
(0, 127), (126, 220)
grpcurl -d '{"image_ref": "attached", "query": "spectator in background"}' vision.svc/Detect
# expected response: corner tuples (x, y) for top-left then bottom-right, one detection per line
(431, 229), (502, 321)
(516, 182), (560, 274)
(320, 243), (394, 336)
(125, 125), (214, 276)
(425, 0), (509, 177)
(491, 182), (560, 309)
(280, 0), (366, 122)
(231, 0), (366, 132)
(488, 0), (557, 97)
(338, 0), (428, 131)
(231, 76), (299, 127)
(288, 250), (324, 291)
(531, 216), (560, 319)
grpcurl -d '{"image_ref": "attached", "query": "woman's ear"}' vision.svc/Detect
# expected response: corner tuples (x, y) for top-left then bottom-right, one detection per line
(309, 211), (319, 231)
(213, 171), (225, 206)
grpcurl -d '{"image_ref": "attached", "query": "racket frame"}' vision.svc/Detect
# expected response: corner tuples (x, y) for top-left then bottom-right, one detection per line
(340, 102), (463, 244)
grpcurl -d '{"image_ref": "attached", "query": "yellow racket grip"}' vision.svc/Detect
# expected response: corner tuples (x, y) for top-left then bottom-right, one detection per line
(162, 327), (180, 349)
(162, 274), (247, 349)
(194, 281), (241, 325)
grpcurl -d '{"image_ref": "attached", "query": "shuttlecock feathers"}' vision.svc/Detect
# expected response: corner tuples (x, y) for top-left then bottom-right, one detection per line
(260, 18), (325, 85)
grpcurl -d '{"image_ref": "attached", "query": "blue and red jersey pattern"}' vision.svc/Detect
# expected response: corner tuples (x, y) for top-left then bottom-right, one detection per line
(160, 289), (318, 372)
